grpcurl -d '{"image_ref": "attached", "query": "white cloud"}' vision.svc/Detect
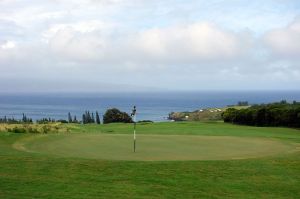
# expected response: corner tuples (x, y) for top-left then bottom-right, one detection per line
(0, 0), (300, 91)
(264, 19), (300, 58)
(43, 22), (251, 66)
(48, 27), (106, 61)
(1, 40), (15, 49)
(134, 23), (250, 62)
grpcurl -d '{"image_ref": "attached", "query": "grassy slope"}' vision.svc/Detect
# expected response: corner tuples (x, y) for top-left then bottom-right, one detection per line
(1, 122), (300, 198)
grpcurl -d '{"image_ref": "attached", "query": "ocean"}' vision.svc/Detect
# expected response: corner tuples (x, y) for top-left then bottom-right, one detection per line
(0, 91), (300, 122)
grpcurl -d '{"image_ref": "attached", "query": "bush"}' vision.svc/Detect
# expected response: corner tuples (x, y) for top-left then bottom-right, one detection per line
(10, 127), (26, 133)
(3, 123), (69, 134)
(57, 120), (68, 123)
(138, 120), (153, 123)
(103, 108), (133, 124)
(222, 101), (300, 127)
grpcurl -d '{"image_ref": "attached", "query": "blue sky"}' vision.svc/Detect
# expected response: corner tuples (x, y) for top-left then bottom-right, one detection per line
(0, 0), (300, 92)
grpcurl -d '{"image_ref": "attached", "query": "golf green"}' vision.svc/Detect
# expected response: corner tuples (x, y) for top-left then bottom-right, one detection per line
(14, 133), (296, 161)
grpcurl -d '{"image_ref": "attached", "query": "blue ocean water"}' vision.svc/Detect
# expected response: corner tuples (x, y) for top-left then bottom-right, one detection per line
(0, 91), (300, 122)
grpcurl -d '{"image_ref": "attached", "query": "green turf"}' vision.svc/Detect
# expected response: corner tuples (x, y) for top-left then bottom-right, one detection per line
(1, 122), (300, 198)
(15, 134), (297, 161)
(67, 122), (300, 139)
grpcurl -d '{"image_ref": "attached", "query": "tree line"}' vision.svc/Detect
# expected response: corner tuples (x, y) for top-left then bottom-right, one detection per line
(80, 111), (100, 124)
(222, 100), (300, 127)
(0, 113), (33, 124)
(0, 108), (133, 125)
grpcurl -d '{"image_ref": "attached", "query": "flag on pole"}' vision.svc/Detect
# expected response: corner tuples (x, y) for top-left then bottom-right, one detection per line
(131, 106), (137, 152)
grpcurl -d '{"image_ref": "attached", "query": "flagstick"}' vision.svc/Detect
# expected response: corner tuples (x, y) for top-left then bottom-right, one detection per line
(131, 106), (137, 153)
(134, 121), (136, 152)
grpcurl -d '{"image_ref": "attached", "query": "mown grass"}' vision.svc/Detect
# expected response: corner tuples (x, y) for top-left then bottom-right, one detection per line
(17, 134), (295, 161)
(1, 122), (300, 198)
(68, 122), (300, 140)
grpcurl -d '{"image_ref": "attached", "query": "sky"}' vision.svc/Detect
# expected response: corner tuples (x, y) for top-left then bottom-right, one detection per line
(0, 0), (300, 92)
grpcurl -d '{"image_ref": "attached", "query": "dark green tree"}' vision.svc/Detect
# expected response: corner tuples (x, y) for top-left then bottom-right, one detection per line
(22, 113), (26, 123)
(73, 115), (77, 123)
(222, 101), (300, 127)
(82, 114), (86, 124)
(92, 112), (95, 123)
(96, 111), (101, 124)
(68, 112), (72, 123)
(103, 108), (133, 124)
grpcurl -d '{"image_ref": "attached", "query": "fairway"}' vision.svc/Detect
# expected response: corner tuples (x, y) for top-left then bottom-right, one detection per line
(15, 133), (296, 161)
(2, 122), (300, 198)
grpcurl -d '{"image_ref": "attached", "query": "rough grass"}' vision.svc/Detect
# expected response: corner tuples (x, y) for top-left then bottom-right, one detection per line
(1, 122), (300, 199)
(0, 123), (70, 134)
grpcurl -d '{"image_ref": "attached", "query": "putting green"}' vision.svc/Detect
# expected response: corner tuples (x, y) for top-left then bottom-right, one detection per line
(14, 134), (296, 161)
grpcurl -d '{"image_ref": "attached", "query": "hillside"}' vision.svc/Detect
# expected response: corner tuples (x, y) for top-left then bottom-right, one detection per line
(168, 106), (249, 121)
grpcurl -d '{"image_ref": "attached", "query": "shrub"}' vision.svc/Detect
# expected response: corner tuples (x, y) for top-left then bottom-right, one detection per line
(222, 101), (300, 127)
(11, 127), (26, 133)
(57, 120), (68, 123)
(138, 120), (153, 123)
(103, 108), (133, 124)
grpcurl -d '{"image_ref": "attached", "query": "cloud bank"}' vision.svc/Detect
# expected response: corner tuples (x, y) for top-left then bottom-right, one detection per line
(0, 0), (300, 92)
